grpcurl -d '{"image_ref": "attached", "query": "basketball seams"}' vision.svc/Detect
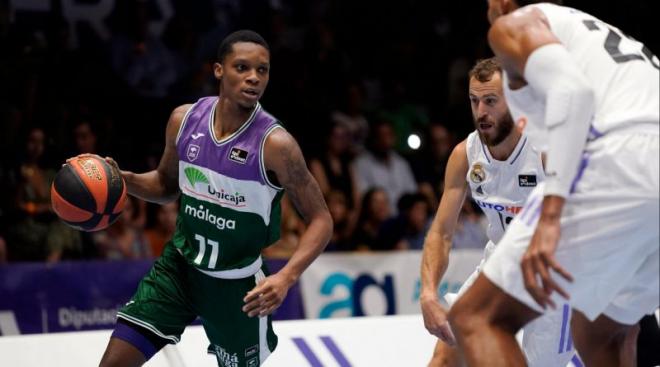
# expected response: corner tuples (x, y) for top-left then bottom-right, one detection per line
(54, 164), (97, 213)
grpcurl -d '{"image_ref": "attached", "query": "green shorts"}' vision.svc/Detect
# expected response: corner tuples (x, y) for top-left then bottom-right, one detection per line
(117, 241), (278, 366)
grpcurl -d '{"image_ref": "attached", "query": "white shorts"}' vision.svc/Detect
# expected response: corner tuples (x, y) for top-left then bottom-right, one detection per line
(446, 242), (576, 367)
(483, 131), (660, 325)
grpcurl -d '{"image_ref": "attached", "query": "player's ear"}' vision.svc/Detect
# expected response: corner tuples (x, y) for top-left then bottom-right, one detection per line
(213, 62), (223, 81)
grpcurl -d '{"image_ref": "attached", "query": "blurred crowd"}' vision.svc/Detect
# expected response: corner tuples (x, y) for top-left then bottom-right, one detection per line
(0, 0), (654, 263)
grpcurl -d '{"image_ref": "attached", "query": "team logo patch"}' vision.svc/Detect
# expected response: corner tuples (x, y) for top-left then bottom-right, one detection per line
(518, 174), (537, 187)
(187, 144), (201, 162)
(229, 147), (249, 164)
(470, 163), (486, 184)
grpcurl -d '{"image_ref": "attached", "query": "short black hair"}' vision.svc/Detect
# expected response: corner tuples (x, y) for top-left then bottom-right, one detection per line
(216, 30), (270, 63)
(515, 0), (563, 6)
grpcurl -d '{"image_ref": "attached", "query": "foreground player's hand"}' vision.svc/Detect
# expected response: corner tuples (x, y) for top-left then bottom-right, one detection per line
(420, 295), (456, 346)
(521, 213), (573, 309)
(243, 273), (293, 318)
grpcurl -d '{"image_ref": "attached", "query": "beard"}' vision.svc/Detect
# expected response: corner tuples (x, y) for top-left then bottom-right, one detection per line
(476, 112), (514, 146)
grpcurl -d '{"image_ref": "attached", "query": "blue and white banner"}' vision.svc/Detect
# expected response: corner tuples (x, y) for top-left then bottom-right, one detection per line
(299, 250), (483, 318)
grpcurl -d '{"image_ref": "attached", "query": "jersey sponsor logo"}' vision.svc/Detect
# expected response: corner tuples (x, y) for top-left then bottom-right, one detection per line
(470, 163), (486, 183)
(184, 204), (236, 230)
(518, 174), (537, 187)
(186, 143), (201, 161)
(228, 147), (249, 164)
(183, 167), (247, 207)
(191, 132), (205, 139)
(474, 199), (522, 215)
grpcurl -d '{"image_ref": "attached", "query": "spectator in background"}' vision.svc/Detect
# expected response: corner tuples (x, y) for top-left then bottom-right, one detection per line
(353, 188), (391, 251)
(324, 190), (355, 252)
(0, 236), (7, 264)
(412, 123), (456, 209)
(452, 200), (488, 250)
(72, 120), (100, 155)
(107, 2), (177, 98)
(309, 123), (360, 209)
(330, 80), (370, 153)
(144, 202), (178, 257)
(7, 127), (81, 261)
(378, 193), (432, 251)
(93, 196), (151, 260)
(355, 120), (417, 213)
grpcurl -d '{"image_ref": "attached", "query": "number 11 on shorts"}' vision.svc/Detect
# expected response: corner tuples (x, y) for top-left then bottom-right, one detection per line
(194, 234), (220, 268)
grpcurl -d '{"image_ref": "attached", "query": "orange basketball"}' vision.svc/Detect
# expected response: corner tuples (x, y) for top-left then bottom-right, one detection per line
(51, 156), (127, 232)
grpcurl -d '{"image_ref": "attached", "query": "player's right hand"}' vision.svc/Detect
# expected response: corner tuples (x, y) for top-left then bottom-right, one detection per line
(420, 296), (457, 346)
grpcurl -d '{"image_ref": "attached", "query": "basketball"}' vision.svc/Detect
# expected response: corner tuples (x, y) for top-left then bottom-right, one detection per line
(51, 156), (128, 232)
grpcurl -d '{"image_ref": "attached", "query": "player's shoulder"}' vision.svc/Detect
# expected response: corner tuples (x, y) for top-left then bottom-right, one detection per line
(450, 138), (468, 161)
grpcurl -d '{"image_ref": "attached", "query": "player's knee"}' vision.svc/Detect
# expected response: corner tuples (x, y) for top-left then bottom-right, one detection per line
(448, 297), (484, 337)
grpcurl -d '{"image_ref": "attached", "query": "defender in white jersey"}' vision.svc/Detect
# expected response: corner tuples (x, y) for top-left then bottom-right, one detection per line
(421, 58), (574, 367)
(449, 1), (659, 367)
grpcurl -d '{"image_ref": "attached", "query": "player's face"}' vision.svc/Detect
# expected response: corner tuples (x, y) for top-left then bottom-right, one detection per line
(214, 42), (270, 109)
(469, 72), (514, 146)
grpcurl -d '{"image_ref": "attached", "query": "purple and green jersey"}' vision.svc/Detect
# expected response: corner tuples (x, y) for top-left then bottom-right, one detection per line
(174, 97), (284, 274)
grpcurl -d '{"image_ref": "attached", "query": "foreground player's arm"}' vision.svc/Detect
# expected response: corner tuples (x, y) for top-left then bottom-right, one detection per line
(243, 129), (333, 317)
(489, 8), (589, 307)
(118, 105), (191, 204)
(420, 141), (469, 343)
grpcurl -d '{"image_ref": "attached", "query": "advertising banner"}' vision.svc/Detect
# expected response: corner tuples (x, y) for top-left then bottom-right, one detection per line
(299, 250), (483, 318)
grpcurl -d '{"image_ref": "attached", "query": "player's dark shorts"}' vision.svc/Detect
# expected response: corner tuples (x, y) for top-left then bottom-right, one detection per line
(112, 241), (278, 366)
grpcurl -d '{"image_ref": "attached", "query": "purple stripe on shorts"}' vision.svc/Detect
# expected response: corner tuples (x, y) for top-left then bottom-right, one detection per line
(320, 336), (352, 367)
(292, 337), (323, 367)
(571, 354), (584, 367)
(558, 304), (569, 353)
(570, 153), (590, 194)
(112, 322), (158, 360)
(588, 124), (604, 140)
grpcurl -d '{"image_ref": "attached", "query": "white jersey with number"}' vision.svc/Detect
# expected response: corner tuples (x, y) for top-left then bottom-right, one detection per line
(465, 131), (545, 248)
(504, 3), (660, 151)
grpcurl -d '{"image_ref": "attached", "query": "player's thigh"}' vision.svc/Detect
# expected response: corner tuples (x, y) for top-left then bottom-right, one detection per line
(428, 340), (461, 367)
(451, 274), (539, 333)
(191, 265), (278, 366)
(116, 242), (198, 347)
(100, 337), (147, 367)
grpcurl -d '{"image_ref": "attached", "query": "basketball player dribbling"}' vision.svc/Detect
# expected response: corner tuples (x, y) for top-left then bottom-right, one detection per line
(70, 30), (333, 367)
(448, 1), (659, 366)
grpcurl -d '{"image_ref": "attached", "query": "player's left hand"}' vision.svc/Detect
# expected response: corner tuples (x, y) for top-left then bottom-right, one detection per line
(243, 273), (293, 317)
(521, 214), (573, 309)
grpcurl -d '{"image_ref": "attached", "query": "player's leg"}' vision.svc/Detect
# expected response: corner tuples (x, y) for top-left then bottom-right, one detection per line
(191, 263), (278, 366)
(428, 339), (462, 367)
(99, 319), (170, 367)
(449, 274), (541, 367)
(521, 304), (577, 367)
(100, 242), (197, 366)
(571, 311), (639, 367)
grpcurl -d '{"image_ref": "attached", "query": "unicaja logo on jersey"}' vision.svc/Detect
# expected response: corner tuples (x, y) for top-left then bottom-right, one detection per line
(184, 167), (247, 207)
(184, 204), (236, 230)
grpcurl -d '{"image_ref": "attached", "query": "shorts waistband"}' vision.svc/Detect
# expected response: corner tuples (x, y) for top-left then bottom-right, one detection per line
(193, 255), (263, 279)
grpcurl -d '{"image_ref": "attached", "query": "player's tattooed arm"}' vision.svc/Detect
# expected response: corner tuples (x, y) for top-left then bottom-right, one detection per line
(120, 104), (191, 204)
(264, 128), (332, 268)
(243, 129), (332, 318)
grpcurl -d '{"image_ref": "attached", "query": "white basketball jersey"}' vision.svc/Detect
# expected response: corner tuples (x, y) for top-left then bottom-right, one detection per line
(504, 3), (660, 151)
(465, 131), (545, 245)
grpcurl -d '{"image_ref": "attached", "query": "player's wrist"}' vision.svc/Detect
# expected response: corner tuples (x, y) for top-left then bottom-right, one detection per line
(420, 290), (440, 303)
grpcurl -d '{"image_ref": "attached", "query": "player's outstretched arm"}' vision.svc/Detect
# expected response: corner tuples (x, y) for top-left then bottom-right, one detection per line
(118, 104), (191, 204)
(243, 128), (333, 317)
(420, 141), (469, 345)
